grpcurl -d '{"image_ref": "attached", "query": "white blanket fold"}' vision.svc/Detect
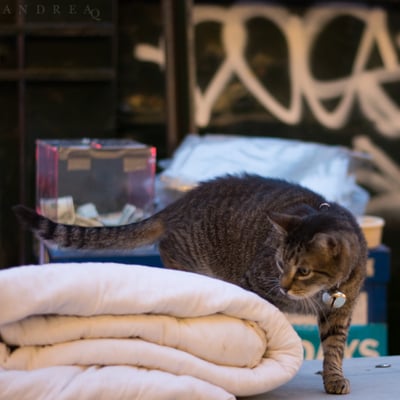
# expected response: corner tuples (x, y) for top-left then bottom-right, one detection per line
(0, 263), (303, 400)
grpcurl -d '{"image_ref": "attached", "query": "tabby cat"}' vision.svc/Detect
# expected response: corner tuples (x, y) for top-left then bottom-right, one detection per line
(14, 174), (367, 394)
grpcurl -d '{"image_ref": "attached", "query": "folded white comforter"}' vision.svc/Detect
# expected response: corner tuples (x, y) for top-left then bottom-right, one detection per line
(0, 262), (303, 399)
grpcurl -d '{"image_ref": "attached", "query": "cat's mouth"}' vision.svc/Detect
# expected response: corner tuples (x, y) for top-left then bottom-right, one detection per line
(279, 286), (315, 300)
(280, 290), (304, 300)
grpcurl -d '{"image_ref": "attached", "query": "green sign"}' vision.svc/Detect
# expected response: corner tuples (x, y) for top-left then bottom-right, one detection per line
(294, 324), (387, 360)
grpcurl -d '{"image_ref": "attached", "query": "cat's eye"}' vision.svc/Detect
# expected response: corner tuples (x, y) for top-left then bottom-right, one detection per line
(297, 267), (311, 277)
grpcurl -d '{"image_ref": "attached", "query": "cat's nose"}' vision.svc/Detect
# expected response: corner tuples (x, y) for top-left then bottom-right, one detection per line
(280, 276), (292, 292)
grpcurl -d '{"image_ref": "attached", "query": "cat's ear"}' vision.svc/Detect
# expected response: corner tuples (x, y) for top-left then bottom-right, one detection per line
(311, 233), (340, 257)
(268, 212), (302, 234)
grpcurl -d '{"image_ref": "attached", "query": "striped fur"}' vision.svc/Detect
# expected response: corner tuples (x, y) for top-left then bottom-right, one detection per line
(14, 175), (367, 394)
(13, 204), (164, 250)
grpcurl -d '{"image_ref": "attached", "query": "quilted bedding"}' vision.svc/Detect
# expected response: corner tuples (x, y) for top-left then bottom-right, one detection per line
(0, 262), (303, 399)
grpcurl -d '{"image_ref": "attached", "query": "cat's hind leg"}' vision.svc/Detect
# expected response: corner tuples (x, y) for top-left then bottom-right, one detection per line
(158, 246), (189, 271)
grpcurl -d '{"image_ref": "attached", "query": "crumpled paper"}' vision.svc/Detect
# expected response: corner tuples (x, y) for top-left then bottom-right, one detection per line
(158, 134), (369, 215)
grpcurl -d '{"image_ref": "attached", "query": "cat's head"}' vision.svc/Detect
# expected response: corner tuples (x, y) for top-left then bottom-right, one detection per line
(269, 211), (364, 300)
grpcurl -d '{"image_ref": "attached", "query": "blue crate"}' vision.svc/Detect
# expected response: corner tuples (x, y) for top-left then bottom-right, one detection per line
(364, 245), (391, 323)
(42, 244), (164, 268)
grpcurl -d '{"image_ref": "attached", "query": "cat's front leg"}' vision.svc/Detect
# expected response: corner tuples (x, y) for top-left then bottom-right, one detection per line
(318, 303), (353, 394)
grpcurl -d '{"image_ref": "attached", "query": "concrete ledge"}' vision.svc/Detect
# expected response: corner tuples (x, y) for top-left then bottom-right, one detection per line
(241, 356), (400, 399)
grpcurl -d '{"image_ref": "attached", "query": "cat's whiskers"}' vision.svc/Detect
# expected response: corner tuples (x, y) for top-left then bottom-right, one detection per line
(304, 295), (327, 319)
(261, 276), (282, 298)
(314, 296), (329, 320)
(305, 296), (318, 314)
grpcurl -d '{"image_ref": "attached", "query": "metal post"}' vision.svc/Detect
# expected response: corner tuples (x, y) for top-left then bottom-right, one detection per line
(162, 0), (196, 156)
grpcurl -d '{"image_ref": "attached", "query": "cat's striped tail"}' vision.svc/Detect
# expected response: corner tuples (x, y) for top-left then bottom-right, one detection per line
(12, 205), (165, 250)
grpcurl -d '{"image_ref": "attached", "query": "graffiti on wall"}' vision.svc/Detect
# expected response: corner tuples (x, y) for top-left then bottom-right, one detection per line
(353, 135), (400, 222)
(135, 4), (400, 136)
(133, 3), (400, 222)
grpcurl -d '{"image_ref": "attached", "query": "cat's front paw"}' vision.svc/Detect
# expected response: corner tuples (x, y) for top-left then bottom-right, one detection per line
(324, 376), (350, 394)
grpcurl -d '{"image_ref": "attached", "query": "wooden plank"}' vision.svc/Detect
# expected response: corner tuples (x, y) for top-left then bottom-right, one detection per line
(0, 23), (114, 37)
(0, 68), (115, 81)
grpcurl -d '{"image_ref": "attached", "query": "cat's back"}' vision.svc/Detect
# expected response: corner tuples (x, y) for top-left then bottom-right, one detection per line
(172, 174), (325, 214)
